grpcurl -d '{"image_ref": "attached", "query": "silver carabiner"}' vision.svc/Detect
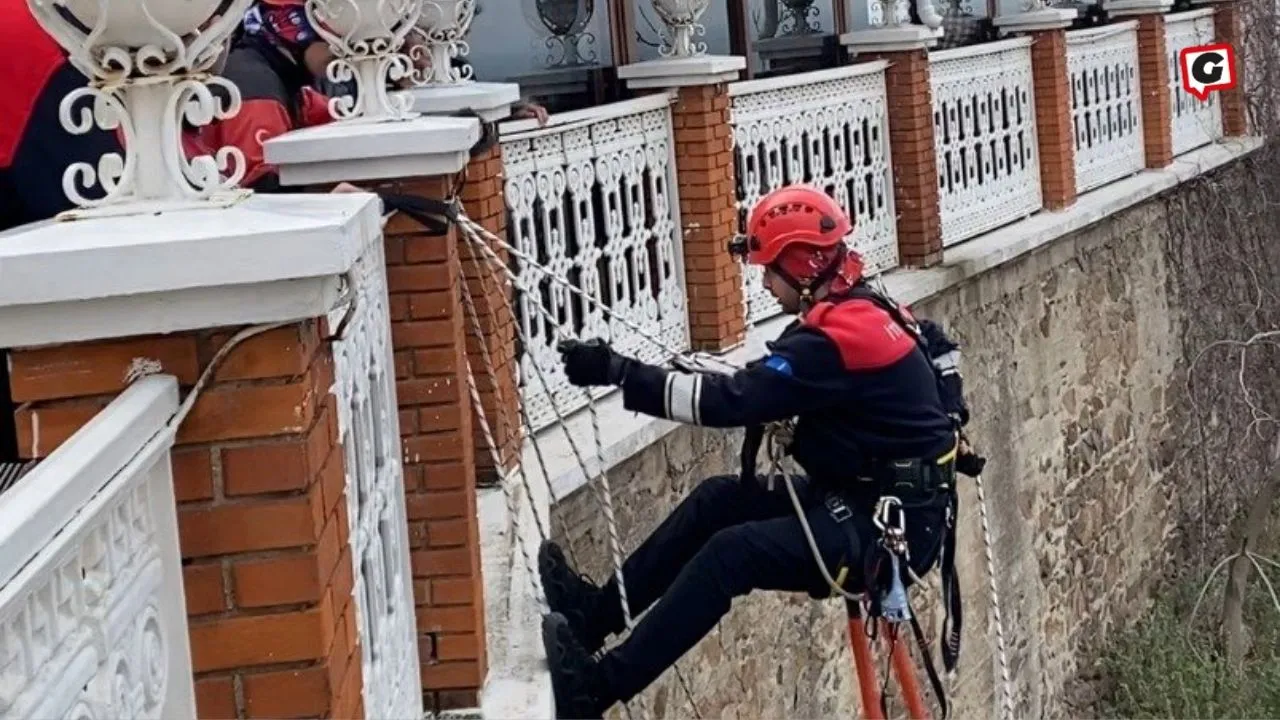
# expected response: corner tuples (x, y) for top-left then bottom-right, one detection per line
(873, 495), (903, 533)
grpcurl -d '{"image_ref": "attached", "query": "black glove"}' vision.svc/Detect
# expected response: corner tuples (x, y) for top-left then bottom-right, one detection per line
(956, 432), (987, 478)
(556, 338), (633, 387)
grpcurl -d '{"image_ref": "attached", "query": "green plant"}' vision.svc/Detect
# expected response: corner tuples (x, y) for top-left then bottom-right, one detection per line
(1098, 577), (1280, 719)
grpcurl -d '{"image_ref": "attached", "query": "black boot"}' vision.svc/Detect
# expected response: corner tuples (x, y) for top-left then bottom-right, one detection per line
(539, 540), (613, 653)
(543, 612), (613, 720)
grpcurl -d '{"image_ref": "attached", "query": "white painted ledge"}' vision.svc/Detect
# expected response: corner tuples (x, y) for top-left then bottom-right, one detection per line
(409, 82), (521, 122)
(525, 136), (1261, 502)
(476, 135), (1262, 718)
(617, 55), (746, 89)
(0, 193), (383, 348)
(264, 115), (481, 186)
(1103, 0), (1174, 15)
(841, 25), (944, 53)
(994, 7), (1079, 32)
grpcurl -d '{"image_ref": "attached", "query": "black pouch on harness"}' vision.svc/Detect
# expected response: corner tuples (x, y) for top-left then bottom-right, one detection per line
(872, 455), (955, 504)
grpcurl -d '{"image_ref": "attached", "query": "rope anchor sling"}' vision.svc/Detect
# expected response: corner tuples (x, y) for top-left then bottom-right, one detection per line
(396, 193), (1015, 720)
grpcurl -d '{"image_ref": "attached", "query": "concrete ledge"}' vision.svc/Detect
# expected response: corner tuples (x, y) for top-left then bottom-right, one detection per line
(617, 56), (746, 89)
(0, 193), (382, 348)
(528, 135), (1261, 501)
(475, 134), (1263, 717)
(264, 115), (480, 186)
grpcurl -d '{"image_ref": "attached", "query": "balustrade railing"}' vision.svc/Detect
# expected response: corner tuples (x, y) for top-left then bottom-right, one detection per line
(1166, 9), (1225, 156)
(931, 37), (1043, 246)
(728, 61), (898, 326)
(499, 95), (691, 431)
(0, 376), (194, 720)
(328, 237), (421, 720)
(1067, 22), (1146, 193)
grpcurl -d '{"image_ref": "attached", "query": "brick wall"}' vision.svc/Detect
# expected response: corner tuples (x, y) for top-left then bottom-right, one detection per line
(1029, 30), (1078, 210)
(671, 84), (747, 352)
(377, 175), (488, 713)
(1137, 14), (1175, 168)
(868, 50), (944, 267)
(7, 324), (361, 720)
(1215, 2), (1247, 136)
(459, 145), (522, 487)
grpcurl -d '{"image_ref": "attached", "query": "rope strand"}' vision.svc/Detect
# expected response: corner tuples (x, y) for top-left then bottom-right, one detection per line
(973, 473), (1016, 720)
(460, 233), (584, 568)
(456, 214), (701, 719)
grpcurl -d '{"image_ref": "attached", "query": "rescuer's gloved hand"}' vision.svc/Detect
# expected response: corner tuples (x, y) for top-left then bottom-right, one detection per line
(557, 338), (633, 387)
(956, 433), (987, 478)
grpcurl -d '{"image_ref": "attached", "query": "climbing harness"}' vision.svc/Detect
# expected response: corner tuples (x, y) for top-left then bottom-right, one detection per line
(753, 279), (1016, 720)
(763, 419), (951, 719)
(394, 189), (1014, 720)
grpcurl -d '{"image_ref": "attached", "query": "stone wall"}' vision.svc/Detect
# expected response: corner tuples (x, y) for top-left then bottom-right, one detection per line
(549, 149), (1280, 719)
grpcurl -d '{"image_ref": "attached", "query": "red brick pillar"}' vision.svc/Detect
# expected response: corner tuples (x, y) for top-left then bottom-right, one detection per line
(1213, 1), (1248, 135)
(619, 57), (748, 351)
(864, 50), (943, 267)
(8, 325), (361, 720)
(379, 175), (488, 713)
(1136, 14), (1175, 168)
(671, 84), (746, 352)
(1029, 30), (1077, 209)
(459, 145), (522, 487)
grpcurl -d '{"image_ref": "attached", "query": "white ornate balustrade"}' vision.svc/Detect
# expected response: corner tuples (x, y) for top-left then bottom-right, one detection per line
(329, 238), (421, 720)
(728, 61), (898, 326)
(0, 377), (193, 720)
(1166, 9), (1224, 157)
(931, 37), (1043, 247)
(1067, 22), (1146, 193)
(499, 95), (690, 432)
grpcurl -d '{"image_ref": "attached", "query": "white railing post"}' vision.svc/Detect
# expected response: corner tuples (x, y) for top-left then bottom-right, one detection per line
(1164, 9), (1225, 155)
(0, 377), (190, 720)
(1066, 23), (1147, 193)
(496, 97), (694, 428)
(930, 38), (1044, 245)
(2, 2), (393, 717)
(726, 63), (899, 325)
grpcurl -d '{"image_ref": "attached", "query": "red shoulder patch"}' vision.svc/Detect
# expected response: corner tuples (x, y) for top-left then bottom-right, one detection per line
(802, 299), (916, 370)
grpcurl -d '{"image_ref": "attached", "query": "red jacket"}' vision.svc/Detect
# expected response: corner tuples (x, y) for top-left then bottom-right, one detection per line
(197, 36), (333, 190)
(0, 0), (126, 226)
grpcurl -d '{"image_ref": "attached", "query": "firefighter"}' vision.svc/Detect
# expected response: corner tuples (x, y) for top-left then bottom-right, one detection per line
(539, 184), (973, 719)
(199, 0), (336, 192)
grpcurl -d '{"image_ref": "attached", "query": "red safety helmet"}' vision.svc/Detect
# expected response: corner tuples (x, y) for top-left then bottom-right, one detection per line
(735, 184), (852, 265)
(729, 184), (860, 298)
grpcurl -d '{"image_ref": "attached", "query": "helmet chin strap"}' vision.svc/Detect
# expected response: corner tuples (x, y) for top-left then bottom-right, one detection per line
(771, 245), (848, 313)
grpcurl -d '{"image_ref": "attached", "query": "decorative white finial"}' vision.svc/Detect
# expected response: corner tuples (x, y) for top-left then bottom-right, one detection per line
(412, 0), (477, 85)
(26, 0), (255, 219)
(306, 0), (423, 122)
(649, 0), (711, 57)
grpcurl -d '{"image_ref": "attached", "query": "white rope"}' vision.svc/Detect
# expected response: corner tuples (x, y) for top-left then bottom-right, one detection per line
(459, 234), (584, 568)
(973, 472), (1016, 720)
(458, 226), (635, 620)
(456, 215), (692, 362)
(456, 213), (702, 718)
(456, 259), (549, 612)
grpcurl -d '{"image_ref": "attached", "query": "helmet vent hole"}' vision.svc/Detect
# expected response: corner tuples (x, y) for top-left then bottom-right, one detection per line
(820, 216), (836, 232)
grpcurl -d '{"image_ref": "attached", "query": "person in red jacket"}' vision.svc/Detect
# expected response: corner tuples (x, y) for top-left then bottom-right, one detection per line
(0, 0), (124, 229)
(200, 0), (335, 191)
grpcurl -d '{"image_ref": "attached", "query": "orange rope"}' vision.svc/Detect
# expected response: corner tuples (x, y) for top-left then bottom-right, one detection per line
(846, 600), (933, 720)
(889, 624), (930, 720)
(846, 600), (884, 720)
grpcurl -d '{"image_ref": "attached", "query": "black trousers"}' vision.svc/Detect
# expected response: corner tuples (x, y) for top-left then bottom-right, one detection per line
(586, 474), (944, 703)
